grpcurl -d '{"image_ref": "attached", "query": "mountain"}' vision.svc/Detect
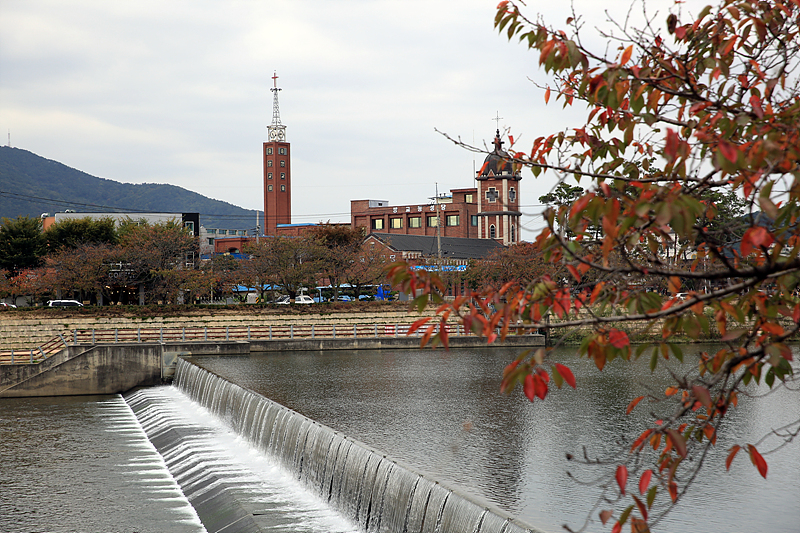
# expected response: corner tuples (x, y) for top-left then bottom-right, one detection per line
(0, 146), (257, 230)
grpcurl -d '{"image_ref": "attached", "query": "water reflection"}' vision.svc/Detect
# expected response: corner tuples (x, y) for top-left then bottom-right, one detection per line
(192, 345), (800, 533)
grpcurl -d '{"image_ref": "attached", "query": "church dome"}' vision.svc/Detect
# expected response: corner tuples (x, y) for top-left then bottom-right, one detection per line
(479, 130), (516, 177)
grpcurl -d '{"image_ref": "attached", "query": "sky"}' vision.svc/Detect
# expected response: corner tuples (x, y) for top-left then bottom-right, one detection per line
(0, 0), (687, 238)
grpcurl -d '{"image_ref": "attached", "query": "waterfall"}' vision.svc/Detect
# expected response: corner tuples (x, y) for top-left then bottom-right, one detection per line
(173, 358), (540, 533)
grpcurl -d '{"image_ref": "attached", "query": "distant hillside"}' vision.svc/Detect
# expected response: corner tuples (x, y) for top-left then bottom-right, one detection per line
(0, 146), (257, 230)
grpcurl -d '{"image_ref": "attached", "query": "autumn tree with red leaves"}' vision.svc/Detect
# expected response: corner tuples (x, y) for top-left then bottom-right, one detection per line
(390, 1), (800, 531)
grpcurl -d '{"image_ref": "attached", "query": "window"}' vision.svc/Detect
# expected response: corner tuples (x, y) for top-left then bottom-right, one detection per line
(228, 230), (237, 235)
(239, 230), (247, 236)
(281, 173), (286, 179)
(266, 147), (273, 155)
(280, 160), (286, 167)
(471, 215), (478, 226)
(486, 187), (499, 202)
(427, 215), (438, 227)
(465, 194), (473, 203)
(279, 147), (286, 155)
(281, 184), (285, 191)
(509, 187), (517, 202)
(184, 221), (195, 233)
(207, 238), (214, 245)
(267, 160), (273, 167)
(390, 218), (402, 229)
(219, 229), (227, 235)
(268, 184), (273, 191)
(268, 172), (273, 180)
(207, 229), (216, 234)
(489, 225), (496, 239)
(445, 214), (459, 226)
(510, 225), (516, 242)
(372, 219), (384, 230)
(409, 217), (421, 228)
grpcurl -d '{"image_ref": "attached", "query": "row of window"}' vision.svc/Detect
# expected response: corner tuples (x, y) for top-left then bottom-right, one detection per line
(265, 147), (288, 155)
(371, 214), (480, 230)
(267, 172), (286, 179)
(266, 160), (287, 167)
(267, 184), (286, 192)
(206, 229), (247, 236)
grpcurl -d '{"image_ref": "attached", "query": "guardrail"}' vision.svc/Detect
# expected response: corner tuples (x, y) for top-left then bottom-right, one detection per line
(0, 323), (543, 365)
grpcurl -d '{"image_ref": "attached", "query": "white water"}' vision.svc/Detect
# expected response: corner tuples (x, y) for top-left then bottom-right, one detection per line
(126, 384), (360, 532)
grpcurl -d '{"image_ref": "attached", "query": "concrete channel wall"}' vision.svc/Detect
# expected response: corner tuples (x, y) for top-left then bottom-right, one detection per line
(0, 341), (250, 398)
(0, 334), (544, 398)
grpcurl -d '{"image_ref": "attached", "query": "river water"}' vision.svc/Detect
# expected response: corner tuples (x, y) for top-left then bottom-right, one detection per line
(191, 345), (800, 533)
(1, 345), (798, 532)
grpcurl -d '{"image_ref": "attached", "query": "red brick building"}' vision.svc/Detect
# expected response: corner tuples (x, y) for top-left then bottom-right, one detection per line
(263, 73), (291, 236)
(476, 130), (521, 245)
(351, 188), (479, 239)
(351, 130), (521, 245)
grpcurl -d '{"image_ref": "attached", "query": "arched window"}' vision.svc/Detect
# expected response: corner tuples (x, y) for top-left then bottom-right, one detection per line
(490, 224), (496, 239)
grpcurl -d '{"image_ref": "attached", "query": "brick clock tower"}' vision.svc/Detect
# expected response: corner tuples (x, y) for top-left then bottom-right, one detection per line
(263, 72), (291, 236)
(476, 130), (521, 245)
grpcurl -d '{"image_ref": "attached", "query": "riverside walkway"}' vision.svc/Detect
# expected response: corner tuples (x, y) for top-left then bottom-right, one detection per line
(0, 308), (545, 365)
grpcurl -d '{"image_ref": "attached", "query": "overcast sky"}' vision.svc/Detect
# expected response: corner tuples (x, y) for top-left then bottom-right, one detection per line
(1, 0), (686, 237)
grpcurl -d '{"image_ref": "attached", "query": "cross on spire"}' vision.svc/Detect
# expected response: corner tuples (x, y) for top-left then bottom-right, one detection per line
(272, 71), (279, 88)
(493, 111), (503, 130)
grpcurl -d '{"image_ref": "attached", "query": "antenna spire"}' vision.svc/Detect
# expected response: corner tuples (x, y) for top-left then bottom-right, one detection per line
(267, 71), (286, 141)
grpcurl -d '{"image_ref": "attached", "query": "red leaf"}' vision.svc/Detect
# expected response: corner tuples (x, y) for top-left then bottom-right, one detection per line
(523, 374), (535, 402)
(533, 374), (548, 400)
(793, 304), (800, 324)
(555, 363), (576, 388)
(664, 129), (679, 160)
(692, 385), (712, 410)
(719, 141), (738, 163)
(632, 495), (648, 522)
(666, 429), (687, 458)
(747, 444), (768, 478)
(611, 522), (622, 533)
(599, 510), (613, 525)
(639, 469), (652, 495)
(726, 445), (741, 470)
(566, 264), (581, 282)
(608, 329), (630, 348)
(407, 317), (431, 335)
(544, 87), (551, 104)
(626, 395), (645, 414)
(620, 45), (633, 66)
(615, 465), (628, 495)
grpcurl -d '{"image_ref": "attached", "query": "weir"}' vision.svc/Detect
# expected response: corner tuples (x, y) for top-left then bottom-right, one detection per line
(166, 358), (541, 533)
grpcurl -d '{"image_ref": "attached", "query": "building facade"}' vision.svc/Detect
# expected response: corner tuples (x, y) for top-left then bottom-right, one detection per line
(351, 188), (479, 239)
(350, 130), (521, 245)
(476, 130), (521, 245)
(263, 73), (291, 236)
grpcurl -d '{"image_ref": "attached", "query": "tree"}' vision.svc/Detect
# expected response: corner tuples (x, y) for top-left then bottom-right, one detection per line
(393, 1), (800, 531)
(310, 224), (365, 300)
(45, 243), (117, 303)
(43, 216), (117, 251)
(0, 216), (46, 274)
(117, 221), (198, 304)
(243, 236), (319, 301)
(344, 240), (389, 299)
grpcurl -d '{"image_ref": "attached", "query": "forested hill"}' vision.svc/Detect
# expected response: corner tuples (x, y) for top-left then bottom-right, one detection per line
(0, 146), (257, 230)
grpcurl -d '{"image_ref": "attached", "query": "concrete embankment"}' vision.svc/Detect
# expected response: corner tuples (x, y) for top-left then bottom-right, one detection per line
(0, 306), (545, 397)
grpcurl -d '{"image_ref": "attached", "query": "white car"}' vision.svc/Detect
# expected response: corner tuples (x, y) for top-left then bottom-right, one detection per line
(47, 299), (84, 307)
(275, 295), (314, 305)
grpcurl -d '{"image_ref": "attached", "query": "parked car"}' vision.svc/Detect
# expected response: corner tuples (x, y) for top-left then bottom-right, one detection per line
(47, 300), (84, 307)
(0, 302), (17, 309)
(329, 295), (353, 302)
(274, 295), (314, 305)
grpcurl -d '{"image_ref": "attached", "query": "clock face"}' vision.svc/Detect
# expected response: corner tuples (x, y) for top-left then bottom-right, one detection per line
(269, 129), (278, 140)
(277, 130), (285, 141)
